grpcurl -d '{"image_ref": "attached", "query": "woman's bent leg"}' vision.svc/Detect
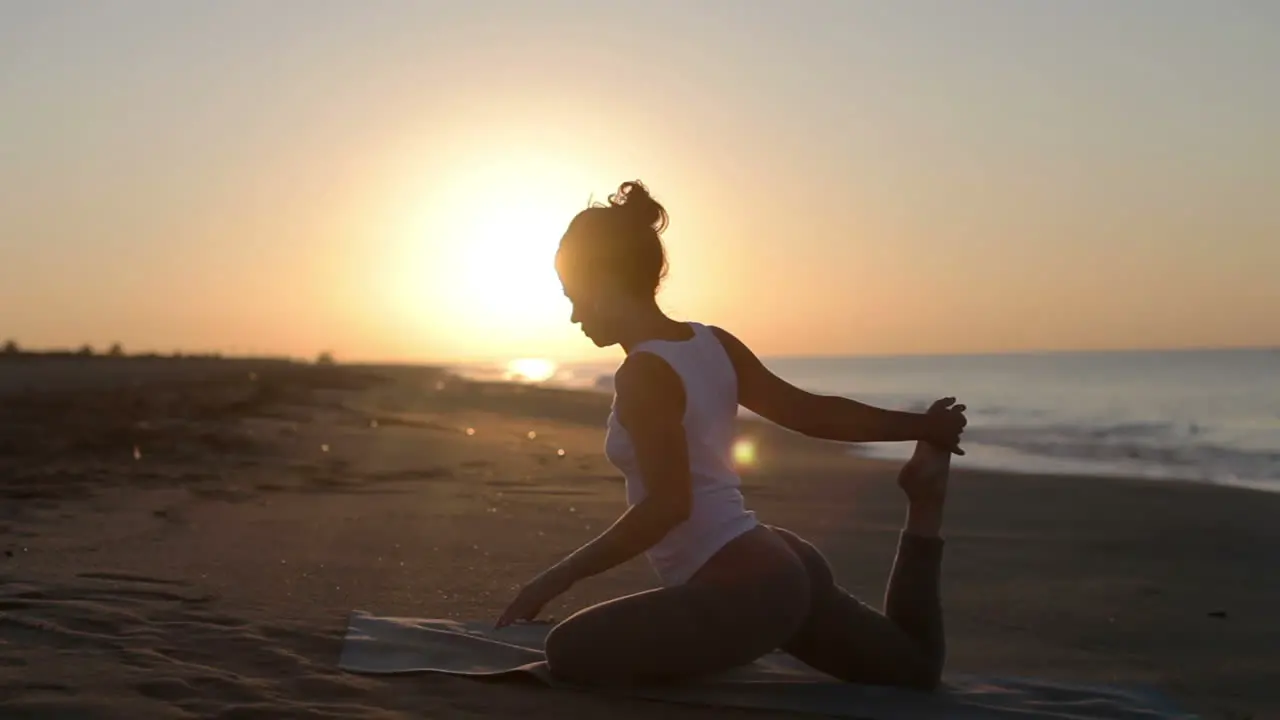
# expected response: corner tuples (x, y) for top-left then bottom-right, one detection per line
(775, 528), (945, 689)
(544, 526), (810, 686)
(774, 441), (951, 690)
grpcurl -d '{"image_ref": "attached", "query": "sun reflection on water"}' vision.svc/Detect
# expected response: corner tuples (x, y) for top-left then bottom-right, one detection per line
(505, 357), (558, 383)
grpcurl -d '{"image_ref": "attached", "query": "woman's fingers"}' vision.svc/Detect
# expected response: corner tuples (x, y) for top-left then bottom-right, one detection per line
(496, 594), (524, 628)
(926, 397), (969, 456)
(497, 590), (545, 629)
(496, 605), (515, 628)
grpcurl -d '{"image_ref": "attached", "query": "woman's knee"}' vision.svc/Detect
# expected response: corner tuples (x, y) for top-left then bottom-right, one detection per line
(901, 658), (944, 692)
(543, 616), (598, 684)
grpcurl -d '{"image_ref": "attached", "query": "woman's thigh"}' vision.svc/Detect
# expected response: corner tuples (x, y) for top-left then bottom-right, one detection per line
(544, 528), (810, 686)
(783, 584), (937, 688)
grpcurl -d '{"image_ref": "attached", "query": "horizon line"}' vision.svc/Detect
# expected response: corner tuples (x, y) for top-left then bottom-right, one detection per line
(3, 342), (1275, 368)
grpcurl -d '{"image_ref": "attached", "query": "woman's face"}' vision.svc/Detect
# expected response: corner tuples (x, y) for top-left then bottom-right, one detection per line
(559, 272), (625, 348)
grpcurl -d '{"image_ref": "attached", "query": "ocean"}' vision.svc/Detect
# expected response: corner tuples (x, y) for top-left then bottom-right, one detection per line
(454, 348), (1280, 493)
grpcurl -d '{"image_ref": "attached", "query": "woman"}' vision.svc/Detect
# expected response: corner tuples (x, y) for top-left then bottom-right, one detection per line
(496, 181), (967, 691)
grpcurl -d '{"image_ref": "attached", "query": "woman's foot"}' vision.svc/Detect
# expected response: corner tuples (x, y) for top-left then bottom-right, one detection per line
(898, 398), (962, 537)
(898, 436), (951, 507)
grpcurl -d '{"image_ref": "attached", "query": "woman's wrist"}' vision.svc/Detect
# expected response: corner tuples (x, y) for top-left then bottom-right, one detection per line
(904, 411), (935, 443)
(550, 554), (586, 587)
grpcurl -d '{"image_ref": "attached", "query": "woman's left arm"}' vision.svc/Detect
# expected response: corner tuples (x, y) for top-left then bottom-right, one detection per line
(548, 352), (693, 585)
(711, 326), (965, 452)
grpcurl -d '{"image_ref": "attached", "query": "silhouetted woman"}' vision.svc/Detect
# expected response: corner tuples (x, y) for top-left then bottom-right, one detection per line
(496, 181), (967, 690)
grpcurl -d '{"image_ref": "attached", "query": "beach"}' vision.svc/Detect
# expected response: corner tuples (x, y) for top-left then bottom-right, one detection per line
(2, 358), (1276, 719)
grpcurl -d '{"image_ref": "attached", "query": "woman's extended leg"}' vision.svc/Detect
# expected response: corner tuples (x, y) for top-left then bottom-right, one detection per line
(776, 439), (950, 690)
(543, 525), (810, 687)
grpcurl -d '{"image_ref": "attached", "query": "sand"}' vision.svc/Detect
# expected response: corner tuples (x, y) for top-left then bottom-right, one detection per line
(1, 357), (1276, 719)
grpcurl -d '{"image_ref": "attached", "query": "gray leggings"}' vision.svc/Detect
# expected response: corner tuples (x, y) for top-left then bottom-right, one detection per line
(544, 524), (945, 690)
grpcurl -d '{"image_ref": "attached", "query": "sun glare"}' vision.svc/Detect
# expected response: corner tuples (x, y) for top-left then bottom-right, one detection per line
(381, 135), (633, 359)
(392, 151), (595, 349)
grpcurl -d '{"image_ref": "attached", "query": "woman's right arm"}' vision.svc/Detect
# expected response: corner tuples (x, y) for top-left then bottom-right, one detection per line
(710, 326), (964, 452)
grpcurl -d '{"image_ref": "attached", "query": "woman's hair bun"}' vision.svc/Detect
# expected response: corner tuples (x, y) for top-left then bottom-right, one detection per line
(608, 180), (669, 235)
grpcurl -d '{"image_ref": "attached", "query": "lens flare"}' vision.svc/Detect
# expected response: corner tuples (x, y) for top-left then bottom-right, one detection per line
(731, 438), (758, 468)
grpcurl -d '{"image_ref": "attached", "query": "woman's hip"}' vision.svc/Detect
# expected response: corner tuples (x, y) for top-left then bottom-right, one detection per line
(685, 525), (812, 623)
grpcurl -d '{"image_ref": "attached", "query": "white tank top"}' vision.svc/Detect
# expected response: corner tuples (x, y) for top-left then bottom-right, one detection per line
(604, 321), (759, 586)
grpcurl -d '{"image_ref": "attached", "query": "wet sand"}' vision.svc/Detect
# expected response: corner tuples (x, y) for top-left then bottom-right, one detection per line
(1, 358), (1276, 719)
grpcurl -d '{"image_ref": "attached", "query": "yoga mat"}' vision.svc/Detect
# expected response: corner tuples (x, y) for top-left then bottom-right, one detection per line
(339, 611), (1195, 719)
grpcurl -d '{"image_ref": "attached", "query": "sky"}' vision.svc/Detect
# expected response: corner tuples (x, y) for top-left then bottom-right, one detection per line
(2, 0), (1277, 363)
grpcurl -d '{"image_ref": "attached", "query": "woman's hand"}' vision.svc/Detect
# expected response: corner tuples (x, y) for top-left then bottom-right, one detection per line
(922, 396), (967, 455)
(495, 564), (577, 629)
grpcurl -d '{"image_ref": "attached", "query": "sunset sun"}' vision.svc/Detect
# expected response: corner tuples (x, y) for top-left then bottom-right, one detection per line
(388, 148), (603, 354)
(449, 196), (567, 322)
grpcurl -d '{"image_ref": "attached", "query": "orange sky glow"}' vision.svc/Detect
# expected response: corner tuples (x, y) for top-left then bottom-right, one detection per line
(2, 3), (1276, 364)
